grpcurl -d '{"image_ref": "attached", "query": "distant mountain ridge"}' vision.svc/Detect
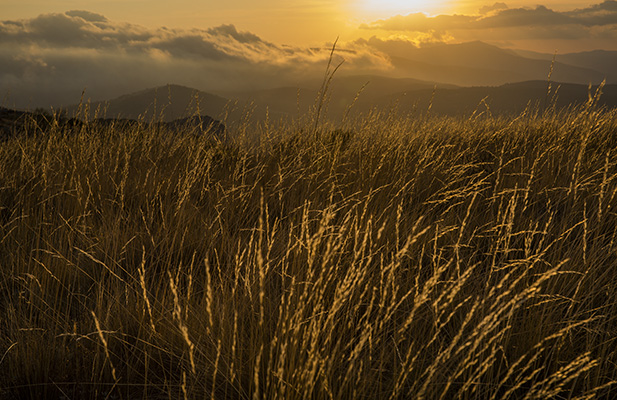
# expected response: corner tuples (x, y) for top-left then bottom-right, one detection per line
(62, 84), (231, 122)
(57, 71), (617, 126)
(51, 41), (617, 122)
(222, 79), (617, 120)
(5, 79), (617, 137)
(219, 75), (458, 118)
(514, 48), (617, 84)
(5, 39), (616, 111)
(384, 41), (606, 86)
(382, 80), (617, 116)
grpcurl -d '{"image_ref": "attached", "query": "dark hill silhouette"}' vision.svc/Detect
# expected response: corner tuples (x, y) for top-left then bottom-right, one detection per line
(221, 79), (617, 120)
(388, 56), (528, 87)
(221, 87), (319, 117)
(52, 78), (617, 128)
(221, 75), (458, 120)
(557, 51), (617, 84)
(379, 81), (617, 116)
(385, 41), (604, 86)
(62, 84), (232, 122)
(514, 49), (617, 84)
(327, 75), (457, 104)
(0, 106), (226, 141)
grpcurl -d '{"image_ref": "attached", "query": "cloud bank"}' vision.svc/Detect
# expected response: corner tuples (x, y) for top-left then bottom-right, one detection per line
(0, 11), (390, 108)
(362, 1), (617, 48)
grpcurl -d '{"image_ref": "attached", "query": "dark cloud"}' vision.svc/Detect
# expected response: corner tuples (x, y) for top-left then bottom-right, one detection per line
(0, 11), (391, 108)
(151, 34), (234, 61)
(65, 10), (108, 23)
(567, 1), (617, 26)
(0, 11), (153, 49)
(475, 6), (574, 29)
(479, 3), (509, 15)
(206, 24), (264, 44)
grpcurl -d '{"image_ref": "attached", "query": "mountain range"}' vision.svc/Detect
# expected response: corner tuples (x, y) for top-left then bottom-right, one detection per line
(514, 49), (617, 84)
(59, 80), (616, 125)
(64, 85), (230, 122)
(52, 41), (617, 123)
(389, 42), (617, 86)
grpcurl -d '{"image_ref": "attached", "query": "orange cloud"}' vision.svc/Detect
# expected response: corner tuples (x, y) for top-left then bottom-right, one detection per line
(362, 1), (617, 42)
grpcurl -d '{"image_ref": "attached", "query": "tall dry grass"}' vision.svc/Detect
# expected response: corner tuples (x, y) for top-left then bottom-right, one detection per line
(1, 98), (617, 399)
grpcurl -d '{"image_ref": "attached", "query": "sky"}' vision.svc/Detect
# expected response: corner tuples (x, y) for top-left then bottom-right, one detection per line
(2, 1), (617, 108)
(2, 1), (614, 46)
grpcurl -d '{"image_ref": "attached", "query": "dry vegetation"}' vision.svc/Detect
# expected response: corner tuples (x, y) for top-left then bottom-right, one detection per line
(1, 96), (617, 399)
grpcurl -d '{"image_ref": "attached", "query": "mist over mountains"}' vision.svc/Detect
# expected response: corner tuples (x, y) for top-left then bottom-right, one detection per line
(361, 39), (608, 86)
(514, 48), (617, 83)
(11, 39), (616, 112)
(2, 6), (617, 121)
(3, 4), (617, 116)
(60, 79), (617, 126)
(13, 38), (612, 124)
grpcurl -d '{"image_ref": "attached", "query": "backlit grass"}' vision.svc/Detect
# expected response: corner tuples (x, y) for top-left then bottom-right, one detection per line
(1, 100), (617, 399)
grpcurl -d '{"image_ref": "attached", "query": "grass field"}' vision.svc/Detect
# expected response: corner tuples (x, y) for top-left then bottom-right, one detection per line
(1, 96), (617, 399)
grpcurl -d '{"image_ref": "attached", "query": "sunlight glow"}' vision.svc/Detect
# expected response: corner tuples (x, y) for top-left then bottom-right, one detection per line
(356, 0), (447, 18)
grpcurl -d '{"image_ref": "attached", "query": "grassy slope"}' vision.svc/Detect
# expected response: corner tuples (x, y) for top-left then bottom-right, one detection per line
(1, 103), (617, 399)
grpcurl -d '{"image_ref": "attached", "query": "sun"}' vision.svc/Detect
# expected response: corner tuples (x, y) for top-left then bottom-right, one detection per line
(354, 0), (449, 18)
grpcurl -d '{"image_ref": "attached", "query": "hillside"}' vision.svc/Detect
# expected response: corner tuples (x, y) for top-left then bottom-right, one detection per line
(56, 77), (617, 126)
(0, 106), (226, 141)
(62, 84), (232, 122)
(382, 81), (617, 116)
(515, 49), (617, 84)
(220, 75), (457, 119)
(381, 41), (605, 86)
(226, 80), (617, 120)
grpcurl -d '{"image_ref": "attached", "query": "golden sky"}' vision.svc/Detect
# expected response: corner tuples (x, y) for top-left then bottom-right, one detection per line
(2, 1), (608, 45)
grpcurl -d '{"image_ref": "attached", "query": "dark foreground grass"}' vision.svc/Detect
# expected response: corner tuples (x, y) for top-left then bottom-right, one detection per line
(1, 102), (617, 399)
